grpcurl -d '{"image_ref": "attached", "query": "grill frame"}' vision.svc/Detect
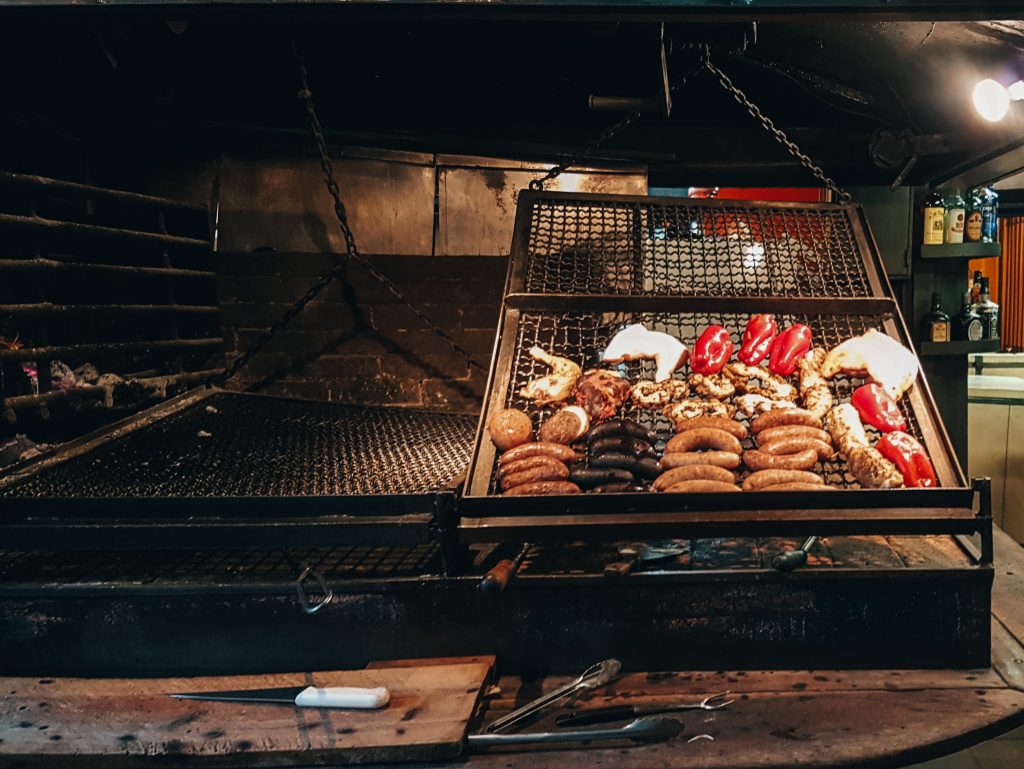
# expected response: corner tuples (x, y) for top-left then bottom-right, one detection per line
(460, 191), (984, 545)
(0, 389), (475, 551)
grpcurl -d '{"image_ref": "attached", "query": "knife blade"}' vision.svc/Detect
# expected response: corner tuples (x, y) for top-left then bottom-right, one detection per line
(169, 685), (390, 709)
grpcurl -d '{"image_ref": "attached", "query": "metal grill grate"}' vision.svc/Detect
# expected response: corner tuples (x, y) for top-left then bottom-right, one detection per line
(522, 198), (871, 297)
(1, 394), (477, 498)
(491, 310), (924, 493)
(0, 544), (442, 583)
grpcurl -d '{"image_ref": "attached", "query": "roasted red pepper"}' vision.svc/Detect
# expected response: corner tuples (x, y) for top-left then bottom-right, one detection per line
(768, 324), (812, 376)
(877, 431), (937, 488)
(851, 383), (906, 433)
(690, 325), (734, 375)
(738, 314), (778, 365)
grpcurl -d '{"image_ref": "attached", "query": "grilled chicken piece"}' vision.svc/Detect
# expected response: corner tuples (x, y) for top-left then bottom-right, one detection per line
(519, 346), (582, 405)
(663, 398), (736, 429)
(688, 372), (736, 400)
(602, 323), (689, 383)
(722, 362), (797, 401)
(735, 393), (797, 418)
(797, 348), (833, 420)
(575, 369), (632, 422)
(847, 446), (903, 488)
(820, 329), (919, 400)
(824, 403), (870, 457)
(631, 378), (691, 409)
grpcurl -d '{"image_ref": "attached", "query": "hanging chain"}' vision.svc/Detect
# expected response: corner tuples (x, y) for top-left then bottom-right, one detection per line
(529, 111), (641, 191)
(212, 50), (485, 386)
(702, 49), (852, 203)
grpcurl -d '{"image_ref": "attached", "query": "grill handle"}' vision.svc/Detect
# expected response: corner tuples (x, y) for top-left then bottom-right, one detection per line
(480, 544), (530, 594)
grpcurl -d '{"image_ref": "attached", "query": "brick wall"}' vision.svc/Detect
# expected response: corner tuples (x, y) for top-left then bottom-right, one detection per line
(215, 253), (505, 412)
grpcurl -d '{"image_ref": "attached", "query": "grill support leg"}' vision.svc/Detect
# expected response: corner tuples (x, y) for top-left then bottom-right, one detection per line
(435, 492), (467, 577)
(974, 476), (994, 566)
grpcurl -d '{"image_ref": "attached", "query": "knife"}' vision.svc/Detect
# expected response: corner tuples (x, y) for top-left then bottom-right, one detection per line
(169, 685), (390, 709)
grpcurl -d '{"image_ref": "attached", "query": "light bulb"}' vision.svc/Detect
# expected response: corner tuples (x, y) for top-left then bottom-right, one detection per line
(974, 79), (1011, 122)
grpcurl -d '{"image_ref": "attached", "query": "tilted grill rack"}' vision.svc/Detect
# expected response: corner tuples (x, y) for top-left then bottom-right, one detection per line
(0, 390), (476, 556)
(461, 191), (991, 554)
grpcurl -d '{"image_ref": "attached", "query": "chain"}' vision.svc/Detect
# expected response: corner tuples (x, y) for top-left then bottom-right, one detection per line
(702, 49), (852, 203)
(212, 49), (485, 386)
(529, 111), (641, 191)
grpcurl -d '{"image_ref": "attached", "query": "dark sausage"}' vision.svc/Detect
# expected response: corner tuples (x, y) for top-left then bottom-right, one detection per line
(586, 419), (658, 444)
(589, 453), (661, 479)
(569, 467), (635, 489)
(589, 436), (657, 459)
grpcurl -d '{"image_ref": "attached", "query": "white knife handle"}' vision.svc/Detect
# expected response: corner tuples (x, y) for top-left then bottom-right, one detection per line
(294, 686), (390, 709)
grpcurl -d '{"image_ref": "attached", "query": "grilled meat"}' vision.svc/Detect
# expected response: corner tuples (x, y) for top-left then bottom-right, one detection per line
(575, 369), (632, 422)
(688, 372), (736, 400)
(663, 398), (736, 429)
(847, 446), (903, 488)
(735, 393), (797, 418)
(519, 346), (582, 405)
(797, 348), (833, 420)
(630, 378), (690, 409)
(722, 361), (797, 401)
(823, 403), (870, 457)
(602, 323), (689, 383)
(820, 329), (919, 400)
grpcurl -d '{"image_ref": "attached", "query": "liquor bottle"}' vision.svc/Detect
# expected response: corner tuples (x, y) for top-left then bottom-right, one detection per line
(953, 291), (984, 342)
(965, 189), (984, 242)
(922, 292), (951, 343)
(971, 270), (983, 305)
(944, 190), (966, 244)
(975, 277), (1001, 340)
(981, 186), (1000, 243)
(922, 190), (946, 245)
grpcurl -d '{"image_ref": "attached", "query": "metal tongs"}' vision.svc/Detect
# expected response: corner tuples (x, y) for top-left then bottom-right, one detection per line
(484, 658), (622, 734)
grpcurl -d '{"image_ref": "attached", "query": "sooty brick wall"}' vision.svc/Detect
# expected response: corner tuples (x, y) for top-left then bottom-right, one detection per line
(215, 253), (505, 412)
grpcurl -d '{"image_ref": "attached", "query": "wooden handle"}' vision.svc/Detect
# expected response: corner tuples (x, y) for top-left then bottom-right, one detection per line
(480, 559), (517, 594)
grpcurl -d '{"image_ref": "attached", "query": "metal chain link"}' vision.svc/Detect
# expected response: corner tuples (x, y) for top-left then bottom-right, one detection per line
(212, 49), (485, 386)
(702, 49), (852, 203)
(529, 111), (641, 191)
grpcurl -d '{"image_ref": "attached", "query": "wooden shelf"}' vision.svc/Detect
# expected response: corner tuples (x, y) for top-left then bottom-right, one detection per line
(918, 242), (1001, 259)
(919, 339), (1001, 356)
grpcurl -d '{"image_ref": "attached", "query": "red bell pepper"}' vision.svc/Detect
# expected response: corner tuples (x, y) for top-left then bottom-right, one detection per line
(876, 431), (937, 488)
(768, 324), (812, 376)
(690, 325), (734, 375)
(738, 314), (778, 365)
(851, 383), (906, 433)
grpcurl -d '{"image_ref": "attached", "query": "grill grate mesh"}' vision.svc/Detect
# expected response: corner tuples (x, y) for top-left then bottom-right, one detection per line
(0, 544), (443, 583)
(493, 310), (924, 493)
(1, 394), (477, 498)
(523, 198), (871, 297)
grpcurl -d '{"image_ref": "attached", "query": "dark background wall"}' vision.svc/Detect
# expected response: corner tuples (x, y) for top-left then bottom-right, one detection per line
(215, 252), (505, 412)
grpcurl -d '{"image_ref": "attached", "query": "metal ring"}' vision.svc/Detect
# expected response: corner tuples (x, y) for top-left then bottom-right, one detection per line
(295, 566), (333, 615)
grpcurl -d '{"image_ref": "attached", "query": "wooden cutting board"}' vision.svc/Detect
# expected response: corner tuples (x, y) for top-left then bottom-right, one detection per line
(0, 661), (492, 767)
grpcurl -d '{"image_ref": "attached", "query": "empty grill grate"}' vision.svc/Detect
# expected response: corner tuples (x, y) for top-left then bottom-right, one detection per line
(523, 197), (872, 297)
(0, 544), (443, 584)
(1, 393), (477, 498)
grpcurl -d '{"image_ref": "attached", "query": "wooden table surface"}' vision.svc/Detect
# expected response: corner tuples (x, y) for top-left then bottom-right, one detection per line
(450, 528), (1024, 769)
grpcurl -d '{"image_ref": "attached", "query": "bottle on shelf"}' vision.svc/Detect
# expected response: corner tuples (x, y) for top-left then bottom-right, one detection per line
(971, 270), (983, 305)
(944, 190), (966, 244)
(975, 277), (1001, 340)
(981, 186), (1000, 243)
(954, 290), (985, 342)
(922, 190), (946, 245)
(965, 189), (984, 243)
(922, 292), (951, 343)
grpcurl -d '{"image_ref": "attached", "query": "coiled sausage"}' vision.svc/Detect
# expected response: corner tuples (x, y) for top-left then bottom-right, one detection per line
(742, 469), (824, 491)
(742, 448), (818, 472)
(662, 480), (741, 493)
(653, 464), (737, 491)
(498, 442), (581, 466)
(502, 480), (581, 496)
(669, 416), (747, 440)
(659, 451), (741, 471)
(665, 428), (742, 455)
(751, 408), (822, 433)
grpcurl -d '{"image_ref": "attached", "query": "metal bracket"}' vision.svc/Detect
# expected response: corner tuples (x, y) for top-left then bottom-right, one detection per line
(974, 476), (994, 566)
(433, 490), (467, 577)
(295, 565), (333, 615)
(590, 23), (672, 117)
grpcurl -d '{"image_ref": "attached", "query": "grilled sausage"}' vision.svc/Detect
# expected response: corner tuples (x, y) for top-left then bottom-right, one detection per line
(589, 453), (661, 480)
(592, 482), (644, 493)
(756, 425), (833, 446)
(497, 454), (566, 479)
(588, 436), (657, 459)
(501, 462), (570, 491)
(586, 419), (658, 444)
(751, 408), (823, 433)
(665, 428), (743, 455)
(760, 482), (837, 491)
(742, 469), (824, 491)
(653, 464), (736, 491)
(659, 451), (742, 471)
(663, 480), (741, 493)
(498, 442), (581, 466)
(669, 416), (748, 440)
(502, 480), (581, 496)
(759, 437), (835, 461)
(569, 467), (635, 489)
(743, 448), (818, 471)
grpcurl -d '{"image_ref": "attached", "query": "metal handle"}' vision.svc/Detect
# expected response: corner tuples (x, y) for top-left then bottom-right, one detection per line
(556, 704), (636, 727)
(470, 717), (683, 749)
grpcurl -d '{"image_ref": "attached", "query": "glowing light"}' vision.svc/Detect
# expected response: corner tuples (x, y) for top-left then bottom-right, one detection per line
(742, 242), (766, 270)
(974, 79), (1011, 122)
